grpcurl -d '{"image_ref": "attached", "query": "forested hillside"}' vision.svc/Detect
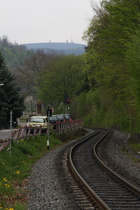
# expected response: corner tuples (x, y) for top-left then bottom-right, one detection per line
(80, 0), (140, 132)
(0, 36), (34, 73)
(24, 42), (86, 55)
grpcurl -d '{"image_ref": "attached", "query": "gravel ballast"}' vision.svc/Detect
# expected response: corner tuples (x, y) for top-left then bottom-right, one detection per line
(99, 130), (140, 189)
(27, 138), (82, 210)
(27, 129), (140, 209)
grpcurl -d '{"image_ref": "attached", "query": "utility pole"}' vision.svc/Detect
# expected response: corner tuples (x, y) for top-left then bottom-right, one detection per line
(9, 110), (13, 156)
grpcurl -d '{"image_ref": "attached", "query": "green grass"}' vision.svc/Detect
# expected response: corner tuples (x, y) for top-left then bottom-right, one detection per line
(0, 133), (63, 210)
(129, 143), (140, 155)
(122, 142), (140, 163)
(0, 128), (85, 209)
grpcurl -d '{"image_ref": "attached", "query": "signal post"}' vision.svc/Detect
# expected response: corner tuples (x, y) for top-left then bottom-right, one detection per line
(46, 106), (52, 150)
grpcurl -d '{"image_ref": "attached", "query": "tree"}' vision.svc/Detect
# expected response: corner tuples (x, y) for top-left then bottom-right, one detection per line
(124, 28), (140, 131)
(0, 52), (25, 127)
(82, 0), (140, 130)
(15, 50), (59, 98)
(0, 36), (33, 73)
(38, 54), (86, 108)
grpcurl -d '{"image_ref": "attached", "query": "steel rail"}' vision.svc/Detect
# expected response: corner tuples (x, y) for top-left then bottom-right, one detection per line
(94, 131), (140, 196)
(68, 129), (111, 210)
(68, 129), (140, 209)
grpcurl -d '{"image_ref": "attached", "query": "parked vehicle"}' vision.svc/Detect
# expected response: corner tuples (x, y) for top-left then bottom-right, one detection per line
(55, 114), (72, 123)
(48, 115), (58, 130)
(48, 115), (58, 124)
(63, 114), (72, 122)
(26, 116), (53, 133)
(56, 114), (66, 123)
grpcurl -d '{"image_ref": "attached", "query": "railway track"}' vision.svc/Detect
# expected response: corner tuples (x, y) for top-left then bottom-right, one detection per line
(67, 129), (140, 209)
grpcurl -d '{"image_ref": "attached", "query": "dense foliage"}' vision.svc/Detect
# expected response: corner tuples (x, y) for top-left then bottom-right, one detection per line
(0, 53), (25, 127)
(38, 54), (86, 107)
(0, 36), (33, 73)
(81, 0), (140, 132)
(15, 50), (59, 98)
(16, 51), (87, 114)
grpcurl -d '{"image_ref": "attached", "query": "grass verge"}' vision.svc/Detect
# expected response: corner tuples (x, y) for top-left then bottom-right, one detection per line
(0, 133), (63, 210)
(129, 143), (140, 154)
(0, 128), (85, 209)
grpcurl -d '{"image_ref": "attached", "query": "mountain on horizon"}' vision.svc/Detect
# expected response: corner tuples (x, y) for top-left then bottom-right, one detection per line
(23, 42), (86, 55)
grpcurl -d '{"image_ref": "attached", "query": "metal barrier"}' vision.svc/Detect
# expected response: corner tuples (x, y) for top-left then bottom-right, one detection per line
(0, 120), (83, 152)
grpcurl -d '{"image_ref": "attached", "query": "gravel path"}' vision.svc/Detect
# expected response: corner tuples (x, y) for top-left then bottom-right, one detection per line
(27, 129), (140, 209)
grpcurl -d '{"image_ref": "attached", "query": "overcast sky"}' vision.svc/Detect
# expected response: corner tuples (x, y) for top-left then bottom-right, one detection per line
(0, 0), (102, 45)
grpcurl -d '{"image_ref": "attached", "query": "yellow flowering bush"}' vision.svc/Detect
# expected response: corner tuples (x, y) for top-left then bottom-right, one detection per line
(18, 139), (24, 143)
(0, 178), (13, 195)
(15, 170), (21, 175)
(4, 208), (14, 210)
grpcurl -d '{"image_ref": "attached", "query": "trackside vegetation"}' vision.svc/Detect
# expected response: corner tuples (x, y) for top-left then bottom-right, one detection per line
(0, 134), (63, 209)
(0, 53), (25, 128)
(0, 129), (85, 209)
(81, 0), (140, 134)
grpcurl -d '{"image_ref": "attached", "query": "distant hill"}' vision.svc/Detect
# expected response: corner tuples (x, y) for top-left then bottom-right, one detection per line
(23, 42), (86, 55)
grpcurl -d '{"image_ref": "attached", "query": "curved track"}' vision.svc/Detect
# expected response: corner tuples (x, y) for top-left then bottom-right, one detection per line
(68, 129), (140, 210)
